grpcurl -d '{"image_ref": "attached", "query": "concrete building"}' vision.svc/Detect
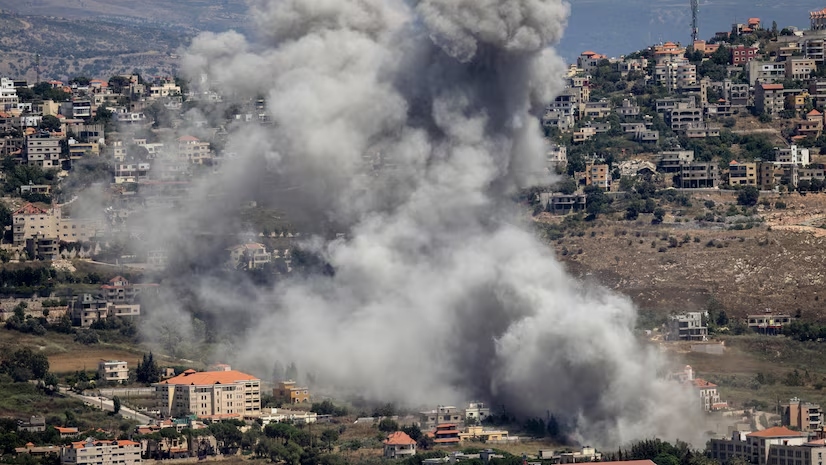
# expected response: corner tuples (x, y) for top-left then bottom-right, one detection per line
(98, 360), (129, 384)
(17, 416), (46, 433)
(784, 398), (823, 432)
(584, 163), (611, 189)
(25, 132), (62, 169)
(787, 58), (817, 81)
(804, 37), (826, 63)
(61, 438), (141, 465)
(812, 8), (826, 31)
(658, 150), (695, 172)
(679, 162), (719, 188)
(667, 312), (708, 341)
(616, 98), (641, 117)
(776, 145), (811, 165)
(227, 243), (271, 270)
(154, 369), (262, 419)
(755, 83), (786, 117)
(274, 381), (310, 404)
(384, 431), (416, 459)
(748, 313), (794, 334)
(539, 193), (587, 215)
(0, 77), (18, 111)
(459, 426), (510, 443)
(731, 45), (759, 66)
(750, 61), (786, 85)
(667, 107), (703, 131)
(260, 408), (318, 426)
(464, 403), (491, 424)
(177, 136), (212, 164)
(419, 406), (463, 429)
(656, 60), (697, 91)
(729, 161), (758, 186)
(99, 276), (157, 305)
(433, 424), (461, 446)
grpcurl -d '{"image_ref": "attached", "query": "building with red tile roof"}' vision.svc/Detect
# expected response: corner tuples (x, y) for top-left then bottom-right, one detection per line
(62, 439), (141, 465)
(383, 431), (417, 458)
(433, 423), (461, 445)
(155, 369), (261, 419)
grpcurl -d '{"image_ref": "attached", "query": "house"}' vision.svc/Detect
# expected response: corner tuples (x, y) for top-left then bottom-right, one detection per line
(384, 431), (417, 459)
(812, 7), (826, 31)
(776, 145), (810, 165)
(798, 110), (824, 139)
(540, 446), (602, 463)
(273, 381), (310, 404)
(709, 427), (810, 465)
(679, 162), (719, 188)
(17, 416), (46, 433)
(0, 77), (19, 111)
(419, 406), (463, 429)
(98, 360), (128, 384)
(583, 163), (611, 189)
(655, 60), (697, 91)
(459, 426), (510, 443)
(55, 427), (79, 439)
(572, 126), (596, 143)
(61, 438), (141, 465)
(155, 369), (261, 419)
(786, 58), (817, 81)
(432, 424), (461, 446)
(72, 294), (109, 327)
(749, 61), (786, 85)
(653, 42), (686, 65)
(747, 313), (794, 334)
(25, 132), (61, 169)
(227, 243), (271, 270)
(616, 98), (640, 117)
(538, 193), (587, 215)
(731, 45), (759, 66)
(692, 378), (726, 412)
(783, 398), (823, 432)
(666, 313), (708, 341)
(729, 161), (758, 186)
(667, 107), (703, 131)
(464, 403), (491, 424)
(260, 408), (318, 425)
(658, 150), (695, 173)
(177, 136), (212, 164)
(99, 276), (157, 305)
(755, 83), (786, 117)
(15, 443), (61, 457)
(804, 37), (826, 63)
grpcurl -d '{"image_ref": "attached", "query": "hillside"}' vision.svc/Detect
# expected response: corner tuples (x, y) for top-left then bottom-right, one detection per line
(546, 191), (826, 320)
(0, 11), (190, 80)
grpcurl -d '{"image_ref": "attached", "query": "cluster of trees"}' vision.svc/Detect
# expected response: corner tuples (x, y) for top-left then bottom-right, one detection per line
(252, 421), (346, 465)
(782, 320), (826, 342)
(310, 399), (348, 417)
(601, 438), (718, 465)
(135, 352), (162, 384)
(0, 348), (50, 383)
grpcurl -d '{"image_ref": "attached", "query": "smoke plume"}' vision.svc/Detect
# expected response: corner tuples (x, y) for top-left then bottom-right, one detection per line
(139, 0), (703, 447)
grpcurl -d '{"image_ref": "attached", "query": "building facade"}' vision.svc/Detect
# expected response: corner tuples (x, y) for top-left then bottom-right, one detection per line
(98, 360), (129, 384)
(155, 369), (262, 419)
(61, 439), (141, 465)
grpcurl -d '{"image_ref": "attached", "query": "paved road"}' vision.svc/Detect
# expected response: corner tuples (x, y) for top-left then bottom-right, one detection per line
(60, 388), (153, 424)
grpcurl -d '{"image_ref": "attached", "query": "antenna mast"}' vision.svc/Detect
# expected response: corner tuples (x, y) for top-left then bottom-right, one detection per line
(691, 0), (700, 42)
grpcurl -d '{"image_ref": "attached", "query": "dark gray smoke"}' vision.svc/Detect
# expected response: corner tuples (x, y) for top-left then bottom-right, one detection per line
(139, 0), (703, 447)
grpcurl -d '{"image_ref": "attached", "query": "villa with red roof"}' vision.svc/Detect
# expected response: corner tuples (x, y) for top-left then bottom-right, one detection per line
(61, 438), (141, 465)
(383, 431), (416, 458)
(155, 369), (261, 419)
(709, 426), (811, 465)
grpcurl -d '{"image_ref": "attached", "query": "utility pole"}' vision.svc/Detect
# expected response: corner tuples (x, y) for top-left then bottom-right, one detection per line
(690, 0), (699, 42)
(35, 53), (40, 84)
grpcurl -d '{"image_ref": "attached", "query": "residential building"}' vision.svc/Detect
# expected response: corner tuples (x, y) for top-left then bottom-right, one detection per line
(540, 446), (602, 463)
(768, 439), (826, 465)
(577, 50), (607, 73)
(658, 150), (695, 173)
(419, 406), (463, 429)
(20, 183), (52, 196)
(798, 110), (824, 138)
(61, 438), (141, 465)
(56, 427), (79, 439)
(0, 77), (18, 111)
(573, 126), (596, 143)
(709, 427), (810, 465)
(776, 145), (811, 165)
(227, 243), (271, 270)
(787, 58), (817, 81)
(12, 204), (55, 247)
(679, 162), (719, 188)
(666, 312), (708, 341)
(99, 276), (157, 305)
(260, 408), (318, 425)
(656, 60), (697, 91)
(747, 313), (795, 334)
(17, 416), (46, 433)
(784, 398), (823, 432)
(547, 144), (567, 173)
(755, 83), (786, 117)
(731, 45), (759, 66)
(98, 360), (129, 384)
(812, 7), (826, 31)
(804, 37), (826, 63)
(384, 431), (417, 459)
(155, 369), (262, 419)
(72, 294), (109, 327)
(750, 61), (786, 85)
(177, 136), (212, 164)
(692, 378), (726, 412)
(459, 426), (510, 443)
(653, 42), (686, 65)
(464, 403), (491, 424)
(25, 132), (61, 169)
(685, 123), (721, 138)
(727, 82), (751, 107)
(582, 99), (612, 119)
(667, 107), (703, 131)
(584, 163), (611, 189)
(538, 193), (587, 215)
(433, 424), (461, 446)
(274, 381), (310, 404)
(729, 161), (758, 186)
(616, 98), (641, 117)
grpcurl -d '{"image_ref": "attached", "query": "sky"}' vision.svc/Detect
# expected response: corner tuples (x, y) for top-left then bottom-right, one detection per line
(558, 0), (826, 62)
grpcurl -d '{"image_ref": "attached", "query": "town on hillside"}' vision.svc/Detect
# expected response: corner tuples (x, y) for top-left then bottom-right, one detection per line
(8, 3), (826, 465)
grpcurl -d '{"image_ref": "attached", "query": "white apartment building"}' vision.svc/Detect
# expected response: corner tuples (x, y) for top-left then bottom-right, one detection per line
(155, 369), (261, 419)
(61, 438), (141, 465)
(776, 145), (810, 165)
(25, 133), (62, 169)
(0, 77), (18, 111)
(98, 360), (129, 384)
(465, 403), (491, 423)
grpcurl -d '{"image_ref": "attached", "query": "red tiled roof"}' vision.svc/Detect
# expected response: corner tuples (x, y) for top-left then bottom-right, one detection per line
(55, 427), (78, 434)
(692, 378), (717, 388)
(747, 426), (806, 438)
(159, 369), (258, 385)
(760, 84), (784, 90)
(433, 438), (460, 444)
(109, 276), (127, 283)
(808, 109), (822, 116)
(384, 432), (416, 446)
(178, 135), (199, 142)
(14, 203), (49, 215)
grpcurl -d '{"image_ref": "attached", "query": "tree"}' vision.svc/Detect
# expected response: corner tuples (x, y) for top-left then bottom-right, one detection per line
(377, 419), (399, 433)
(209, 422), (243, 454)
(136, 352), (161, 384)
(108, 76), (131, 94)
(69, 76), (91, 86)
(401, 424), (423, 441)
(556, 178), (577, 195)
(652, 208), (665, 224)
(737, 186), (759, 206)
(584, 185), (609, 217)
(320, 429), (339, 451)
(39, 115), (61, 132)
(417, 435), (435, 450)
(112, 396), (121, 415)
(285, 362), (298, 381)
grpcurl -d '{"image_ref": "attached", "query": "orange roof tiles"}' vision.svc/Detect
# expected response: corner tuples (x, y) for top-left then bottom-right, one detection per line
(159, 369), (259, 385)
(692, 378), (717, 388)
(760, 84), (784, 90)
(808, 109), (822, 116)
(747, 426), (805, 438)
(384, 432), (416, 446)
(178, 135), (199, 142)
(55, 427), (78, 433)
(14, 203), (50, 215)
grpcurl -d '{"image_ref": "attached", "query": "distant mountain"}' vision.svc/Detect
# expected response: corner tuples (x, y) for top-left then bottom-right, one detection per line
(559, 0), (826, 62)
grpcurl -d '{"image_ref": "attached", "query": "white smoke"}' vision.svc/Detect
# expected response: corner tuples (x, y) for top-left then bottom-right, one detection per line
(139, 0), (704, 447)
